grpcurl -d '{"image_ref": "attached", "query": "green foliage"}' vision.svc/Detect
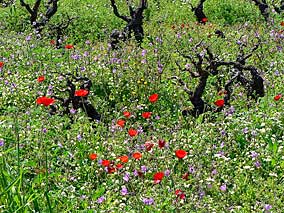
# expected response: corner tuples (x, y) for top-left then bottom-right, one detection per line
(0, 0), (284, 212)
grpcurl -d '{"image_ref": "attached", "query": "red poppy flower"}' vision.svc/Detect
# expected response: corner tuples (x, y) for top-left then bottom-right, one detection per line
(133, 152), (142, 160)
(123, 111), (131, 118)
(65, 44), (74, 49)
(117, 119), (126, 128)
(145, 142), (154, 151)
(153, 172), (164, 184)
(179, 193), (186, 199)
(119, 155), (129, 163)
(116, 163), (123, 169)
(107, 166), (116, 174)
(101, 160), (110, 167)
(181, 23), (185, 29)
(175, 189), (182, 195)
(175, 189), (186, 199)
(149, 93), (159, 103)
(201, 17), (208, 23)
(75, 89), (89, 97)
(0, 61), (4, 68)
(89, 153), (97, 161)
(128, 128), (138, 137)
(36, 96), (55, 106)
(142, 112), (152, 119)
(214, 99), (225, 107)
(158, 140), (166, 148)
(175, 149), (187, 159)
(182, 172), (189, 180)
(50, 40), (55, 45)
(274, 94), (282, 101)
(37, 76), (45, 82)
(281, 21), (284, 26)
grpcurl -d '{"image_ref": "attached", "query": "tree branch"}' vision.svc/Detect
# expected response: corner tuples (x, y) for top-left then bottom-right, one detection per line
(110, 0), (130, 22)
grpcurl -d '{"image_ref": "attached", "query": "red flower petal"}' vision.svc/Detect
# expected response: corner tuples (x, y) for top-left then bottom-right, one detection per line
(128, 128), (137, 137)
(132, 152), (142, 160)
(179, 193), (186, 199)
(36, 96), (55, 106)
(117, 119), (126, 128)
(119, 155), (129, 163)
(145, 142), (154, 151)
(182, 172), (189, 180)
(274, 94), (282, 101)
(201, 17), (208, 23)
(89, 153), (97, 161)
(175, 189), (182, 195)
(75, 89), (89, 97)
(142, 112), (152, 119)
(102, 160), (110, 167)
(116, 163), (123, 169)
(175, 149), (187, 159)
(37, 76), (45, 82)
(107, 166), (116, 174)
(123, 111), (131, 118)
(158, 140), (166, 148)
(149, 93), (159, 103)
(50, 40), (56, 45)
(153, 172), (164, 184)
(65, 44), (74, 49)
(214, 99), (225, 107)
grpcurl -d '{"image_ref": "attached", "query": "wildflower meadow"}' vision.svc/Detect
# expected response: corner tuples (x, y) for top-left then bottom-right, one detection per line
(0, 0), (284, 212)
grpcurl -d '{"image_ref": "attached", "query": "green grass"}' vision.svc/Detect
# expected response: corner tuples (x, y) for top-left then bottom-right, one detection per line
(0, 0), (284, 212)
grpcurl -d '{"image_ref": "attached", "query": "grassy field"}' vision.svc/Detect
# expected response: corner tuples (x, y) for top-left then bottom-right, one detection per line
(0, 0), (284, 212)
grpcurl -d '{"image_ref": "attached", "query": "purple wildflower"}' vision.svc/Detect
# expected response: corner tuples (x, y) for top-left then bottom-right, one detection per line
(220, 184), (227, 192)
(26, 35), (32, 41)
(220, 130), (226, 136)
(254, 161), (261, 168)
(155, 37), (162, 43)
(83, 51), (89, 57)
(80, 195), (87, 199)
(121, 186), (128, 196)
(70, 108), (77, 114)
(251, 151), (258, 159)
(211, 169), (218, 176)
(141, 59), (147, 64)
(141, 49), (147, 56)
(243, 127), (249, 134)
(157, 61), (163, 73)
(176, 33), (181, 39)
(77, 134), (82, 141)
(137, 126), (143, 134)
(97, 196), (105, 204)
(164, 169), (171, 177)
(71, 54), (81, 60)
(123, 172), (130, 182)
(143, 198), (154, 205)
(264, 204), (272, 211)
(133, 169), (139, 177)
(141, 165), (147, 173)
(189, 166), (195, 174)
